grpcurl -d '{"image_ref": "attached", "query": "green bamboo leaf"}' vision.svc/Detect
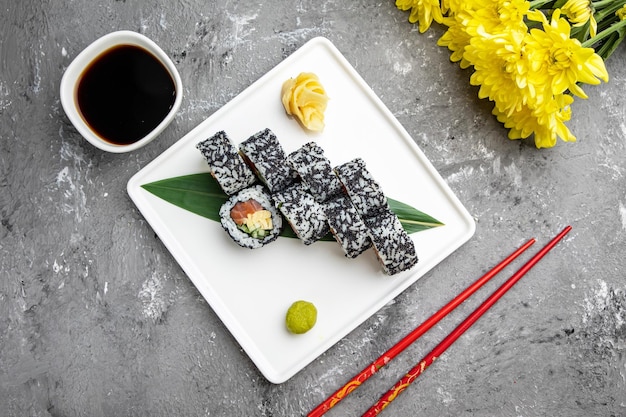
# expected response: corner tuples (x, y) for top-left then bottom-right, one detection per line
(388, 197), (444, 233)
(141, 173), (444, 238)
(142, 173), (228, 221)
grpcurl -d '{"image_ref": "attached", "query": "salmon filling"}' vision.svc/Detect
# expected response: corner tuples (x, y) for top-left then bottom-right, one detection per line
(230, 199), (273, 239)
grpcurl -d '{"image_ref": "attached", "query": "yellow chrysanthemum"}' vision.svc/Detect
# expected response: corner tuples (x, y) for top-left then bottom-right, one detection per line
(451, 7), (609, 148)
(438, 16), (473, 68)
(459, 0), (501, 35)
(498, 0), (531, 29)
(493, 93), (576, 148)
(439, 0), (529, 69)
(561, 0), (597, 37)
(397, 0), (617, 148)
(462, 0), (528, 35)
(525, 10), (609, 99)
(396, 0), (444, 33)
(464, 26), (531, 115)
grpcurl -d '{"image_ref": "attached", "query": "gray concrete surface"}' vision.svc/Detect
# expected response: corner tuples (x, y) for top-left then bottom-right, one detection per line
(2, 1), (626, 416)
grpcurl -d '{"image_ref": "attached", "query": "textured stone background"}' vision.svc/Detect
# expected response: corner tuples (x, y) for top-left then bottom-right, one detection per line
(1, 1), (625, 416)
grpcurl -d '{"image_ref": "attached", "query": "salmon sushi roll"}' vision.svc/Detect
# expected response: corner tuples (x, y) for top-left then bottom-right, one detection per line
(324, 194), (371, 258)
(219, 185), (283, 249)
(239, 128), (298, 193)
(273, 182), (329, 245)
(196, 131), (257, 195)
(364, 208), (418, 275)
(286, 142), (343, 203)
(334, 158), (387, 218)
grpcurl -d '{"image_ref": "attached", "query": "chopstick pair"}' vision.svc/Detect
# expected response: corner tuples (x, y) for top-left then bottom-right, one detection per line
(308, 225), (572, 417)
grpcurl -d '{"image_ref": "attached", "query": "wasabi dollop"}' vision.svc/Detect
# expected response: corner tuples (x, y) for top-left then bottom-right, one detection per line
(285, 300), (317, 334)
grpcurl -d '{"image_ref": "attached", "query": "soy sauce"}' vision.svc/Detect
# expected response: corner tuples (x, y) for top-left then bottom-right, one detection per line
(76, 44), (176, 145)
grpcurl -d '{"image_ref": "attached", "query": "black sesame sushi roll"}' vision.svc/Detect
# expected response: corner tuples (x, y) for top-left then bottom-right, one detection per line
(219, 185), (283, 249)
(273, 182), (329, 245)
(196, 131), (257, 195)
(286, 142), (343, 203)
(324, 195), (371, 258)
(364, 208), (418, 275)
(239, 128), (297, 193)
(334, 158), (388, 218)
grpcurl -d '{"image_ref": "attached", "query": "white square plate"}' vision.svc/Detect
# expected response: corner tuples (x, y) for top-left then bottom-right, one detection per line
(127, 37), (475, 383)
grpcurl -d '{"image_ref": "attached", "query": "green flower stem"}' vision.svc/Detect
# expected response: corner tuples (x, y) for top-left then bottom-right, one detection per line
(530, 0), (556, 9)
(582, 18), (626, 47)
(595, 31), (620, 58)
(597, 19), (617, 33)
(594, 0), (626, 21)
(592, 0), (619, 8)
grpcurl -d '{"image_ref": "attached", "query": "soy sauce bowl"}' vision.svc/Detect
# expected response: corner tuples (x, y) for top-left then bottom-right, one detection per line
(60, 31), (183, 153)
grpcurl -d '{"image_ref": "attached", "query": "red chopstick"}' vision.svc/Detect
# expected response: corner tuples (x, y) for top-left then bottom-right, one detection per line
(308, 237), (537, 417)
(361, 225), (572, 416)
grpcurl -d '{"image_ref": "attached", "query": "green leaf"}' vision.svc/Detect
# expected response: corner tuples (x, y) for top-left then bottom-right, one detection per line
(388, 197), (444, 233)
(141, 173), (444, 238)
(142, 173), (228, 222)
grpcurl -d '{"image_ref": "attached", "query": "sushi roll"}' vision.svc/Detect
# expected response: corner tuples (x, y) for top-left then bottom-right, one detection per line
(196, 131), (257, 195)
(286, 142), (343, 203)
(364, 208), (418, 275)
(324, 194), (371, 258)
(219, 185), (283, 249)
(273, 182), (330, 245)
(334, 158), (387, 218)
(239, 128), (298, 193)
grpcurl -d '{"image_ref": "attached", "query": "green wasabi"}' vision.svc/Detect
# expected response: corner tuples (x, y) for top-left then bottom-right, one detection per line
(285, 300), (317, 334)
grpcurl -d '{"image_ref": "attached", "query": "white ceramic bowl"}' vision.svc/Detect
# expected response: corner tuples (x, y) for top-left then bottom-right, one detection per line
(60, 30), (183, 153)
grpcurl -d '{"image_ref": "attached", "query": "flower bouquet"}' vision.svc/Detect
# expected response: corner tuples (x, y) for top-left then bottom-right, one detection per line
(397, 0), (626, 148)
